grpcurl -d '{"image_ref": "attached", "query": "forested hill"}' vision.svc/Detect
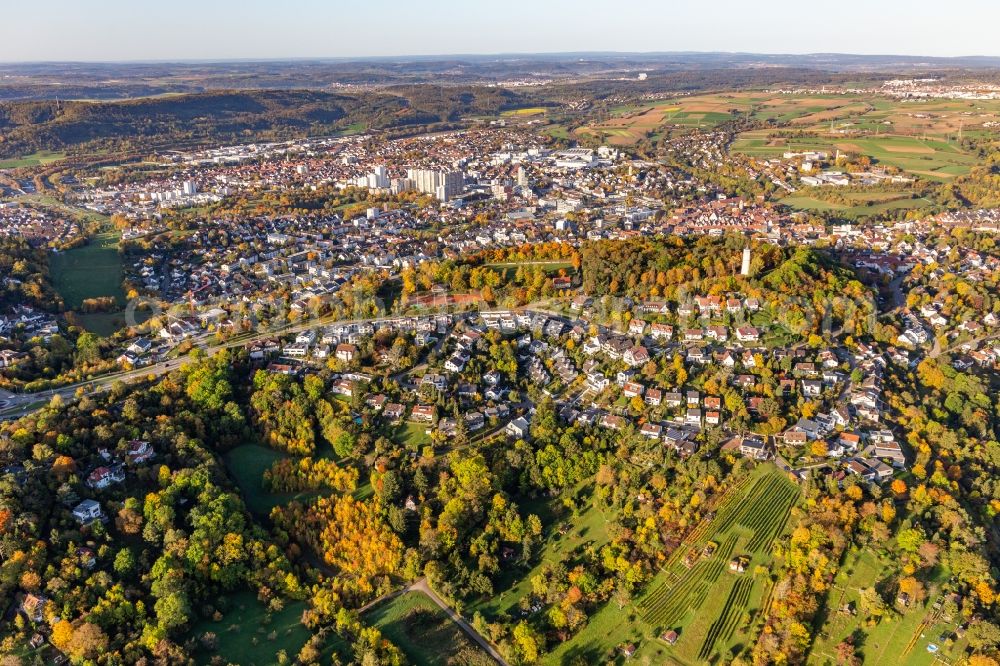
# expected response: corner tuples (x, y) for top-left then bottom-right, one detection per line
(0, 86), (525, 158)
(579, 236), (857, 300)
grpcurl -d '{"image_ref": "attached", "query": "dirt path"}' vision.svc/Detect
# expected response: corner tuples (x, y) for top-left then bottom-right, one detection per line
(408, 578), (510, 666)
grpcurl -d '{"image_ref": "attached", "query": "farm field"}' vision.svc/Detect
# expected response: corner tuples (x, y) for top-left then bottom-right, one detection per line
(0, 150), (67, 169)
(778, 190), (934, 218)
(732, 131), (979, 180)
(189, 590), (311, 666)
(49, 229), (125, 310)
(573, 91), (999, 177)
(363, 591), (492, 666)
(635, 464), (799, 665)
(573, 93), (865, 145)
(539, 464), (799, 665)
(573, 98), (738, 144)
(807, 548), (965, 666)
(501, 107), (548, 117)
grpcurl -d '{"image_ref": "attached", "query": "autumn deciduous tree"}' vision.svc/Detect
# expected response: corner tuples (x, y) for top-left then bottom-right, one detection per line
(263, 457), (358, 493)
(50, 620), (74, 653)
(67, 623), (109, 661)
(810, 440), (828, 457)
(273, 496), (403, 594)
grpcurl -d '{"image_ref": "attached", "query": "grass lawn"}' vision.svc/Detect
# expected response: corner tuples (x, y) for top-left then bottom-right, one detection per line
(50, 229), (125, 310)
(363, 591), (492, 666)
(223, 444), (320, 516)
(0, 150), (66, 169)
(338, 122), (367, 136)
(808, 548), (964, 666)
(777, 192), (933, 219)
(386, 422), (432, 450)
(483, 261), (575, 281)
(189, 590), (311, 666)
(543, 124), (571, 140)
(74, 309), (152, 337)
(223, 443), (365, 517)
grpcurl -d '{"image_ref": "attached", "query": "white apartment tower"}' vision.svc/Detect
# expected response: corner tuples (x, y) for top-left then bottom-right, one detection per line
(407, 168), (464, 201)
(516, 166), (529, 188)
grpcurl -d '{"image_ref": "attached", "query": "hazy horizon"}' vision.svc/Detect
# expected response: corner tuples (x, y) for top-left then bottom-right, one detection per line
(3, 50), (1000, 66)
(3, 0), (999, 63)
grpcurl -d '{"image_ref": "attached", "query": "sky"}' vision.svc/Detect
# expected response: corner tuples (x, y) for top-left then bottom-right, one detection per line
(2, 0), (999, 62)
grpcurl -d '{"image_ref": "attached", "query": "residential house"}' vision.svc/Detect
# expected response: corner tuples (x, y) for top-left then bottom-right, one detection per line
(384, 403), (405, 421)
(650, 323), (673, 340)
(86, 466), (124, 490)
(739, 436), (771, 460)
(600, 413), (626, 431)
(623, 345), (650, 367)
(685, 408), (702, 426)
(506, 417), (530, 439)
(72, 499), (104, 525)
(410, 405), (436, 423)
(20, 594), (48, 623)
(802, 379), (823, 397)
(782, 430), (808, 447)
(331, 378), (355, 397)
(335, 343), (358, 363)
(640, 422), (663, 439)
(623, 382), (645, 398)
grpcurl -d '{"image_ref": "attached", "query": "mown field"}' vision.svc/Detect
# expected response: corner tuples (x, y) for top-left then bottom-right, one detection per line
(778, 189), (935, 218)
(223, 442), (372, 517)
(0, 150), (66, 169)
(807, 548), (966, 666)
(190, 590), (311, 666)
(49, 229), (125, 309)
(363, 591), (493, 666)
(501, 107), (548, 117)
(223, 444), (322, 516)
